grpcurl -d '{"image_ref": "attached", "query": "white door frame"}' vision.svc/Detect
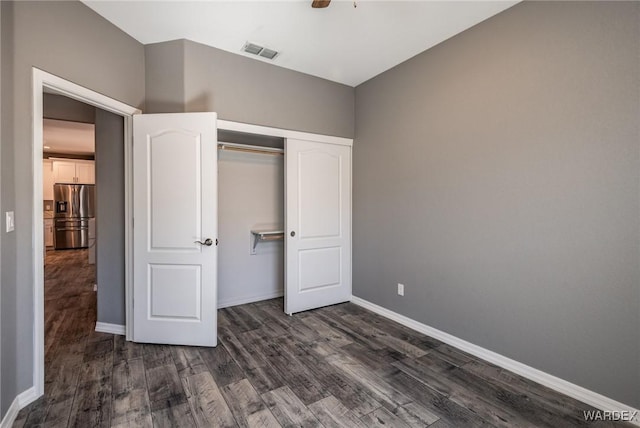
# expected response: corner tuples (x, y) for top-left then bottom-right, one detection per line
(217, 120), (353, 147)
(31, 68), (140, 397)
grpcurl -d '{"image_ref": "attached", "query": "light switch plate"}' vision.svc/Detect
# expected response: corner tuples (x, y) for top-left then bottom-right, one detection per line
(6, 211), (15, 232)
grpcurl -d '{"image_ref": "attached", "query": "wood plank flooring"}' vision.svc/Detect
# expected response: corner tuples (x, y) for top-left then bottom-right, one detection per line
(14, 249), (631, 427)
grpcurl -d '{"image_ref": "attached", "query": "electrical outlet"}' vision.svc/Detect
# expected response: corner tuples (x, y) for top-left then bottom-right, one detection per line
(397, 283), (404, 296)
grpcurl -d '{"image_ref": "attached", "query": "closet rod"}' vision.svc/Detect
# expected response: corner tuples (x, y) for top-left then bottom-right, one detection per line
(218, 141), (284, 155)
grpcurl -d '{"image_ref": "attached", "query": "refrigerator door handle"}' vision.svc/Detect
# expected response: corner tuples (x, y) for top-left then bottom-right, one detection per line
(73, 187), (79, 215)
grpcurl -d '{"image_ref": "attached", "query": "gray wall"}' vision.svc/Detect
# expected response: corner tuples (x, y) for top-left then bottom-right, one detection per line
(95, 109), (126, 325)
(0, 0), (4, 416)
(1, 1), (16, 418)
(145, 39), (355, 138)
(354, 1), (640, 408)
(43, 93), (96, 124)
(0, 0), (144, 420)
(145, 40), (185, 114)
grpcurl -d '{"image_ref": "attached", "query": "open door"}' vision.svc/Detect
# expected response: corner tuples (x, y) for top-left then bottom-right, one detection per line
(285, 138), (352, 314)
(132, 113), (217, 346)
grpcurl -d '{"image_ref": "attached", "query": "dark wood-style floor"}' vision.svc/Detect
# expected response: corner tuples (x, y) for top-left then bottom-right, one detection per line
(14, 249), (629, 427)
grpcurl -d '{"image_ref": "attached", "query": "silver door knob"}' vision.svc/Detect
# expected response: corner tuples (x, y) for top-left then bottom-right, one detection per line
(194, 238), (213, 246)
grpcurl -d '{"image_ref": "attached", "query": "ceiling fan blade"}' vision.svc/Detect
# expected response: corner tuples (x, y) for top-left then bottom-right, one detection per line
(311, 0), (331, 8)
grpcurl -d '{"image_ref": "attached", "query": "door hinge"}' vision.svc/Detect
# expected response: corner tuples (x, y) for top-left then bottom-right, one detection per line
(216, 238), (218, 246)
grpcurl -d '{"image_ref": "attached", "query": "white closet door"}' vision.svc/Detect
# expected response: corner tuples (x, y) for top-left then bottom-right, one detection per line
(132, 112), (218, 346)
(285, 138), (351, 314)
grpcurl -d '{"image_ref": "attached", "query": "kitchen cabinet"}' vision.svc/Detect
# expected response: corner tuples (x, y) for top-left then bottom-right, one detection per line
(53, 159), (95, 184)
(43, 159), (55, 200)
(76, 162), (95, 184)
(44, 219), (54, 247)
(53, 161), (77, 183)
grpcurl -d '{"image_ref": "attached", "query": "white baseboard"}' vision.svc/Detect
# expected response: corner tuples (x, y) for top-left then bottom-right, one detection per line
(218, 291), (284, 309)
(351, 296), (640, 426)
(95, 322), (126, 335)
(0, 387), (37, 428)
(17, 387), (38, 408)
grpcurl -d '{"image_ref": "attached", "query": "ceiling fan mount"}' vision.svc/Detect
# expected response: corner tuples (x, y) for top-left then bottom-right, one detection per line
(311, 0), (331, 9)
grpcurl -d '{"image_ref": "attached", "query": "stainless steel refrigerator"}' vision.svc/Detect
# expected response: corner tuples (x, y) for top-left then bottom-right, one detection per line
(54, 184), (95, 249)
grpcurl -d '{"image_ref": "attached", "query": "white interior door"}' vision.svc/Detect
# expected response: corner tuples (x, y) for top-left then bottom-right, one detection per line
(285, 138), (351, 314)
(133, 112), (217, 346)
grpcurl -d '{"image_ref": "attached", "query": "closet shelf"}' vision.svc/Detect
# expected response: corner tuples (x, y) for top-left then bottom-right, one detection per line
(251, 229), (285, 254)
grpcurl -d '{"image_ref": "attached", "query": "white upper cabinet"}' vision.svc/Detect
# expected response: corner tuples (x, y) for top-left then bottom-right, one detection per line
(52, 159), (95, 184)
(53, 160), (77, 183)
(75, 161), (95, 184)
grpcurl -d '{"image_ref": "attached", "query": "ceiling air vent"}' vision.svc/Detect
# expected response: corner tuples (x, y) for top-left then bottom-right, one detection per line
(242, 42), (279, 60)
(259, 48), (278, 60)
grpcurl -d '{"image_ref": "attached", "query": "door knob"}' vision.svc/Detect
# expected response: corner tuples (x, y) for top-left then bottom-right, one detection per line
(290, 231), (296, 237)
(194, 238), (213, 246)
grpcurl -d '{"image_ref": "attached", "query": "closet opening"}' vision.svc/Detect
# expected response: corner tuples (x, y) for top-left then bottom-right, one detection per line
(217, 130), (286, 309)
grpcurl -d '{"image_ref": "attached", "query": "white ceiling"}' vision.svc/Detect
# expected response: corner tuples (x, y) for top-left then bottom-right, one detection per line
(43, 119), (95, 155)
(82, 0), (517, 87)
